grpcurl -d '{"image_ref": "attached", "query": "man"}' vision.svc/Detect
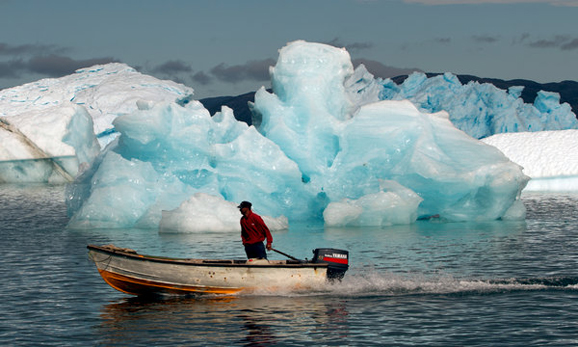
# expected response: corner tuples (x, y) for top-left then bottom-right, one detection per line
(238, 201), (273, 259)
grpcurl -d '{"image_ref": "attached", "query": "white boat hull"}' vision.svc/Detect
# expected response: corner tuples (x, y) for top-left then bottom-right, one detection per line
(88, 245), (337, 295)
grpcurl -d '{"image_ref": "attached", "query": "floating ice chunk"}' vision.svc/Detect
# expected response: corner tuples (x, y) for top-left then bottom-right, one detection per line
(326, 99), (529, 221)
(67, 100), (309, 229)
(324, 180), (423, 227)
(501, 199), (527, 220)
(0, 103), (99, 182)
(3, 103), (98, 161)
(67, 151), (162, 228)
(159, 193), (288, 233)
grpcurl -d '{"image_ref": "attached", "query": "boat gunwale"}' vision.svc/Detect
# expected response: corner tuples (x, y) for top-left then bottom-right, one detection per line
(87, 244), (328, 269)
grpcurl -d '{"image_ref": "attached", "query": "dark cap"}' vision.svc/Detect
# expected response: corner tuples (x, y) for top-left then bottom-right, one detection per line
(238, 201), (252, 209)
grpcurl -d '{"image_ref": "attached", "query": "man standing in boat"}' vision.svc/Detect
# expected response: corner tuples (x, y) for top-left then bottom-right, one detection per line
(238, 201), (273, 259)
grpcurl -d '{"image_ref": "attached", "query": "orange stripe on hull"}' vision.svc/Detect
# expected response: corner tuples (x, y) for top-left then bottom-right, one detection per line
(97, 269), (243, 296)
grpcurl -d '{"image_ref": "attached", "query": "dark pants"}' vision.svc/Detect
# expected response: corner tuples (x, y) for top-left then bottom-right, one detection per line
(244, 242), (267, 259)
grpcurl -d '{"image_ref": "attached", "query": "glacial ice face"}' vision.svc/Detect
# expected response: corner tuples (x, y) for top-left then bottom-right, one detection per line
(66, 40), (530, 229)
(377, 72), (578, 139)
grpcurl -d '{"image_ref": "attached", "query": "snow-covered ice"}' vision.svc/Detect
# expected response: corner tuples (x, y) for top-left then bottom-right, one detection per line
(0, 64), (193, 182)
(482, 129), (578, 191)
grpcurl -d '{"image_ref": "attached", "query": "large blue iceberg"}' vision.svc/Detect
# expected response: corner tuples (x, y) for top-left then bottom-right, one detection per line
(66, 41), (529, 230)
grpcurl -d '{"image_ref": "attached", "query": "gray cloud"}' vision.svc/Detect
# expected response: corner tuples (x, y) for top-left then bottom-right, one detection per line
(525, 35), (578, 50)
(352, 58), (423, 78)
(152, 60), (192, 75)
(27, 55), (117, 77)
(325, 38), (374, 52)
(0, 42), (117, 80)
(528, 35), (569, 48)
(0, 42), (65, 56)
(509, 34), (578, 50)
(512, 33), (530, 45)
(0, 59), (26, 78)
(210, 59), (275, 83)
(435, 37), (452, 44)
(472, 35), (500, 43)
(192, 71), (211, 85)
(561, 38), (578, 50)
(0, 54), (117, 80)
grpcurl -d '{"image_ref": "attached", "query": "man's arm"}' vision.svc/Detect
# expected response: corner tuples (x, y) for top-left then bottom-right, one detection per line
(255, 215), (273, 249)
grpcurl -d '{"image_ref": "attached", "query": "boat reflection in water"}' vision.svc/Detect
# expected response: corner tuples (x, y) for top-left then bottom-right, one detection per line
(98, 295), (350, 345)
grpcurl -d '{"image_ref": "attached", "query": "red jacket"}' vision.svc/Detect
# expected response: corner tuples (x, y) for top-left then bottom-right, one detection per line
(240, 211), (273, 246)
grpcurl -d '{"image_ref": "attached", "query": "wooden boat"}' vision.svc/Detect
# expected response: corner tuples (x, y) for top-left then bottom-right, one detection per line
(87, 244), (349, 296)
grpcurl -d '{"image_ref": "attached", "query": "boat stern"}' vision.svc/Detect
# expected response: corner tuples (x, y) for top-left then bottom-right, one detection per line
(311, 248), (349, 281)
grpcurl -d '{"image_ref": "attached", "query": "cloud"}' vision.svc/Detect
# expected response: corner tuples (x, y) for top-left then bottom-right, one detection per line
(152, 60), (192, 75)
(512, 33), (531, 45)
(472, 35), (500, 43)
(0, 42), (65, 56)
(0, 60), (26, 78)
(192, 71), (211, 85)
(210, 59), (275, 83)
(510, 34), (578, 50)
(561, 38), (578, 50)
(0, 53), (117, 80)
(0, 42), (117, 81)
(27, 55), (118, 76)
(325, 38), (374, 52)
(524, 35), (578, 50)
(352, 58), (423, 78)
(435, 37), (452, 44)
(404, 0), (578, 6)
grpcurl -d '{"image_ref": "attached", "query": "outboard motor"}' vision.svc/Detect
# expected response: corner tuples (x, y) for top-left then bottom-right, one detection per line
(312, 248), (349, 281)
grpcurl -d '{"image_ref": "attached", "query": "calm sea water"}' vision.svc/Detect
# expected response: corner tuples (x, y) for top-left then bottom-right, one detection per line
(1, 185), (577, 346)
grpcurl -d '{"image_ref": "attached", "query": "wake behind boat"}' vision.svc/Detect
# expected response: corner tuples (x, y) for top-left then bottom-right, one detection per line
(87, 244), (349, 296)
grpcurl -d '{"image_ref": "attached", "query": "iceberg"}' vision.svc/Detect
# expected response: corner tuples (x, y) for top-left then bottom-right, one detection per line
(65, 41), (529, 230)
(0, 103), (99, 183)
(0, 63), (194, 183)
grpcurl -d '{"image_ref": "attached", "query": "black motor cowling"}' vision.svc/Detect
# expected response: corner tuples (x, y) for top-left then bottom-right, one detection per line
(312, 248), (349, 281)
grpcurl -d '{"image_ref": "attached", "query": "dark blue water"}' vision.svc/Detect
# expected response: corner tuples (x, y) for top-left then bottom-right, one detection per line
(1, 185), (577, 346)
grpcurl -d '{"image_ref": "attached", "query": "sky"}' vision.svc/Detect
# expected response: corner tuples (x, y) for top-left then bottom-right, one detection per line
(1, 0), (577, 99)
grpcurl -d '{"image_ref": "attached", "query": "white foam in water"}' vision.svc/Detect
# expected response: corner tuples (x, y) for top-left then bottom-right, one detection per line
(236, 269), (572, 298)
(273, 271), (566, 298)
